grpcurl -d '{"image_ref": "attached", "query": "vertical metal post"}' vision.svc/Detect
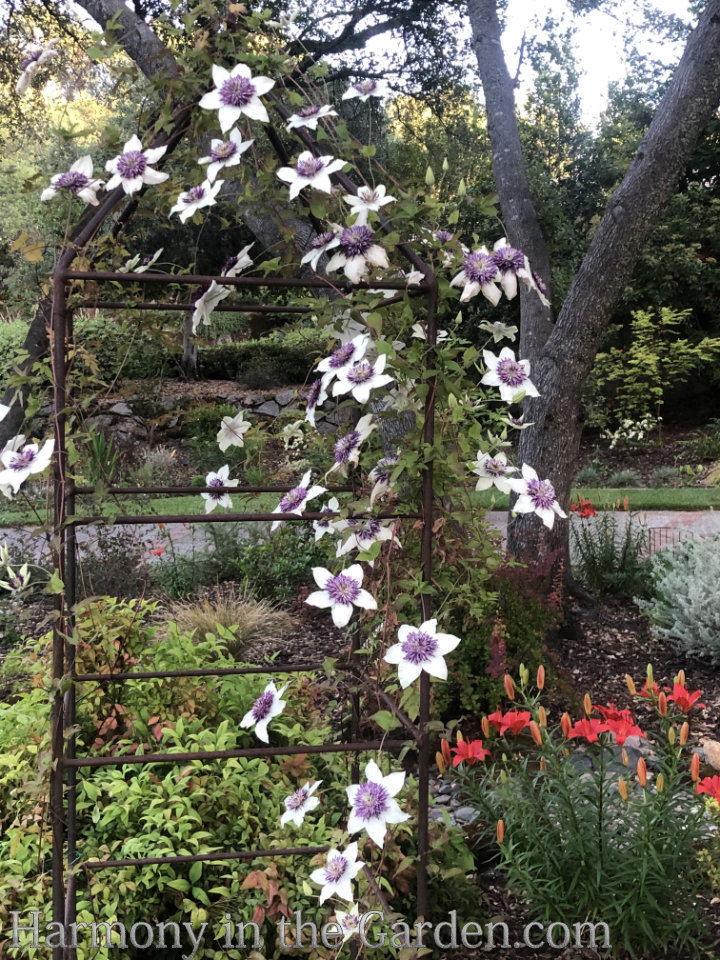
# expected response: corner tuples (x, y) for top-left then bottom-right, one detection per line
(416, 277), (439, 921)
(64, 309), (77, 960)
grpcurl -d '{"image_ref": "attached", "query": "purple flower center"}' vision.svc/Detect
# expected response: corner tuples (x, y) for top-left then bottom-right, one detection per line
(207, 476), (225, 499)
(463, 252), (498, 286)
(219, 74), (256, 108)
(340, 226), (374, 258)
(346, 361), (374, 385)
(353, 781), (390, 820)
(296, 156), (325, 178)
(372, 458), (398, 484)
(326, 572), (360, 606)
(10, 448), (35, 472)
(251, 690), (275, 721)
(491, 246), (525, 274)
(527, 478), (556, 511)
(324, 855), (348, 884)
(311, 230), (336, 251)
(286, 787), (309, 811)
(496, 357), (528, 389)
(434, 230), (454, 244)
(55, 171), (90, 194)
(222, 255), (239, 274)
(116, 150), (147, 180)
(299, 105), (321, 118)
(485, 457), (506, 477)
(183, 185), (206, 204)
(329, 342), (356, 369)
(356, 519), (382, 544)
(334, 430), (360, 464)
(400, 629), (438, 665)
(533, 270), (548, 294)
(211, 140), (238, 162)
(20, 50), (43, 70)
(354, 80), (377, 95)
(306, 379), (323, 409)
(279, 485), (307, 513)
(7, 575), (24, 591)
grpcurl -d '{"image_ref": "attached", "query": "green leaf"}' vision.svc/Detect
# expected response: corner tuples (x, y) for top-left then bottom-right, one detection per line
(371, 710), (400, 732)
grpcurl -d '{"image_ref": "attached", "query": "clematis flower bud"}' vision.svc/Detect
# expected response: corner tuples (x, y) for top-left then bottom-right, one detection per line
(504, 674), (515, 700)
(658, 692), (668, 717)
(637, 758), (647, 788)
(626, 674), (637, 696)
(679, 722), (689, 746)
(561, 712), (572, 738)
(583, 693), (592, 717)
(539, 706), (547, 728)
(618, 778), (628, 801)
(656, 773), (664, 793)
(481, 716), (490, 739)
(536, 665), (545, 690)
(691, 753), (700, 782)
(496, 819), (505, 844)
(529, 721), (543, 746)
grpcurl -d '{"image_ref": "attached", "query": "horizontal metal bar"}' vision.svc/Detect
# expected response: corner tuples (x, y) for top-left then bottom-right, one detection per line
(73, 484), (356, 496)
(78, 300), (313, 313)
(63, 740), (409, 769)
(82, 845), (330, 870)
(67, 511), (421, 526)
(60, 270), (431, 292)
(75, 661), (353, 683)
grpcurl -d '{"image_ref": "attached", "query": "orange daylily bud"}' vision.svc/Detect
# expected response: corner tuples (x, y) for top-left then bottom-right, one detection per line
(621, 749), (629, 766)
(691, 753), (700, 782)
(436, 752), (446, 774)
(677, 669), (686, 688)
(656, 773), (664, 793)
(583, 693), (592, 717)
(637, 758), (647, 788)
(668, 727), (676, 746)
(441, 739), (452, 765)
(561, 712), (572, 738)
(658, 692), (668, 717)
(456, 730), (464, 743)
(539, 706), (548, 728)
(504, 674), (515, 701)
(626, 674), (637, 696)
(618, 778), (628, 801)
(496, 819), (505, 844)
(529, 721), (543, 746)
(481, 716), (490, 739)
(540, 756), (547, 771)
(537, 665), (545, 690)
(679, 722), (690, 747)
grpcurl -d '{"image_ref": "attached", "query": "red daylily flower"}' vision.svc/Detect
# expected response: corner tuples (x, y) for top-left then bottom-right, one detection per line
(570, 496), (596, 518)
(488, 709), (532, 736)
(638, 678), (669, 700)
(487, 710), (505, 731)
(603, 716), (646, 746)
(452, 739), (491, 767)
(568, 718), (609, 743)
(151, 547), (165, 556)
(696, 775), (720, 803)
(666, 682), (705, 713)
(595, 703), (633, 723)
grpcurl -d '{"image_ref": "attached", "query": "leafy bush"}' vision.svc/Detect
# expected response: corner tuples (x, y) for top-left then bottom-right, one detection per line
(572, 512), (651, 598)
(649, 465), (682, 488)
(74, 315), (176, 382)
(0, 318), (27, 389)
(128, 445), (178, 486)
(235, 523), (331, 602)
(199, 340), (317, 385)
(639, 534), (720, 662)
(606, 468), (642, 488)
(75, 526), (153, 599)
(688, 419), (720, 462)
(573, 462), (606, 486)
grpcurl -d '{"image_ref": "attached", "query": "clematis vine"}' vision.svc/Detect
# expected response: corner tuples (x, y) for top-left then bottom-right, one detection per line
(305, 564), (377, 627)
(305, 378), (329, 428)
(332, 355), (394, 404)
(286, 104), (338, 130)
(334, 904), (361, 941)
(277, 151), (345, 200)
(240, 680), (288, 743)
(491, 237), (550, 306)
(317, 335), (370, 387)
(313, 497), (340, 541)
(222, 244), (254, 277)
(199, 63), (275, 130)
(310, 842), (363, 903)
(280, 780), (322, 827)
(342, 79), (390, 101)
(450, 248), (501, 305)
(121, 248), (163, 273)
(169, 179), (223, 222)
(105, 136), (168, 195)
(301, 229), (341, 272)
(16, 39), (59, 96)
(325, 226), (390, 284)
(191, 281), (230, 334)
(0, 438), (54, 495)
(217, 410), (250, 452)
(343, 185), (396, 225)
(471, 451), (517, 494)
(369, 456), (399, 505)
(0, 563), (30, 594)
(41, 156), (104, 205)
(346, 760), (409, 847)
(270, 470), (326, 531)
(482, 347), (539, 404)
(384, 619), (461, 688)
(327, 414), (376, 476)
(201, 465), (238, 513)
(509, 465), (567, 530)
(336, 518), (400, 561)
(479, 319), (518, 343)
(198, 128), (253, 182)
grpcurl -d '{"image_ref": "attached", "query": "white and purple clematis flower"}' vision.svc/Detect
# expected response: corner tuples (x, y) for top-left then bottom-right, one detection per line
(334, 904), (361, 942)
(271, 470), (326, 531)
(346, 760), (409, 847)
(16, 40), (59, 96)
(479, 319), (518, 343)
(305, 564), (377, 627)
(0, 437), (54, 494)
(450, 247), (501, 305)
(221, 244), (254, 277)
(326, 226), (390, 284)
(310, 842), (363, 904)
(313, 497), (340, 541)
(240, 680), (289, 743)
(191, 281), (230, 334)
(0, 563), (31, 594)
(199, 63), (275, 131)
(336, 518), (399, 560)
(277, 151), (346, 200)
(280, 780), (322, 827)
(169, 179), (223, 222)
(471, 451), (517, 494)
(301, 229), (341, 272)
(342, 79), (390, 102)
(327, 414), (376, 476)
(332, 355), (394, 405)
(482, 347), (540, 404)
(510, 464), (567, 529)
(41, 156), (104, 206)
(105, 136), (169, 195)
(286, 104), (338, 131)
(317, 334), (369, 387)
(384, 618), (461, 688)
(198, 128), (253, 182)
(343, 185), (396, 225)
(305, 378), (329, 428)
(201, 465), (238, 513)
(369, 456), (399, 506)
(491, 238), (549, 305)
(217, 410), (250, 452)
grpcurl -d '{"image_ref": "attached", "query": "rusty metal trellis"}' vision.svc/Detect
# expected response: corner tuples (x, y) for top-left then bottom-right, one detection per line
(49, 265), (439, 960)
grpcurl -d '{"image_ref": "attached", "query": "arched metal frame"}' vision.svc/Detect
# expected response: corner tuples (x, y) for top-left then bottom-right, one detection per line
(49, 264), (439, 960)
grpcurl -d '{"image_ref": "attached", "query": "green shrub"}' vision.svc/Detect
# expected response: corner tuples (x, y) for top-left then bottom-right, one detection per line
(649, 465), (682, 488)
(688, 419), (720, 462)
(0, 319), (27, 389)
(235, 523), (331, 602)
(74, 315), (177, 382)
(606, 468), (642, 487)
(573, 462), (606, 486)
(571, 513), (651, 598)
(638, 534), (720, 663)
(198, 340), (316, 385)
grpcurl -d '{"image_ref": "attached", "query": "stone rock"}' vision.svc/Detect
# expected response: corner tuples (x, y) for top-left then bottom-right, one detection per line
(109, 401), (134, 417)
(86, 415), (114, 430)
(275, 389), (297, 406)
(255, 401), (280, 416)
(433, 794), (450, 805)
(242, 394), (264, 407)
(702, 738), (720, 772)
(315, 419), (337, 435)
(454, 805), (480, 825)
(161, 396), (176, 412)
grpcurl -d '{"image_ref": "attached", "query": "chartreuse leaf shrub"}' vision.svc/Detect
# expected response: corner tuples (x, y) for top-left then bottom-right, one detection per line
(441, 665), (714, 959)
(638, 533), (720, 663)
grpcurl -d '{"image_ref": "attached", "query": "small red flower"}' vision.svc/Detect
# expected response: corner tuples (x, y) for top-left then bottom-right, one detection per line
(595, 703), (632, 723)
(488, 709), (531, 736)
(568, 718), (609, 744)
(570, 496), (596, 518)
(151, 547), (165, 556)
(451, 739), (491, 767)
(604, 716), (646, 746)
(696, 775), (720, 803)
(666, 682), (705, 713)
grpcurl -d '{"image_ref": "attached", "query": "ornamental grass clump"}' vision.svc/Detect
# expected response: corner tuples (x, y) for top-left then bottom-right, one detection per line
(441, 664), (713, 959)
